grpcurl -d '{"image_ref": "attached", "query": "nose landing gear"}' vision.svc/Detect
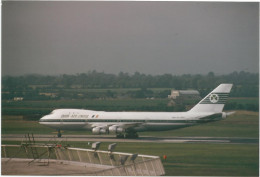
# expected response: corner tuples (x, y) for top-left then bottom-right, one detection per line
(57, 130), (62, 138)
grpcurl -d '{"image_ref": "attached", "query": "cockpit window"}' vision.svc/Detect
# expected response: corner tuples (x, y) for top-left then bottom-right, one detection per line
(50, 110), (57, 114)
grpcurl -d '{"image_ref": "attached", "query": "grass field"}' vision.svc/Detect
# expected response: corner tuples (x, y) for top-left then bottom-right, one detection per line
(229, 97), (259, 104)
(2, 99), (173, 116)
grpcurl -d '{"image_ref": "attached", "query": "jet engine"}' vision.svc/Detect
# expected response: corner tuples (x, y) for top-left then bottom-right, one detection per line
(109, 125), (125, 134)
(92, 127), (107, 134)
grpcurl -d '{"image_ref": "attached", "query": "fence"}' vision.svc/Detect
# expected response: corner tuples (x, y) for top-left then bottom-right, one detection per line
(2, 144), (165, 176)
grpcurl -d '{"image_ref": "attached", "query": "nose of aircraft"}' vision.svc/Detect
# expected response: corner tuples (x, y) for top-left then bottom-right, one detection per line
(39, 116), (45, 122)
(39, 115), (52, 122)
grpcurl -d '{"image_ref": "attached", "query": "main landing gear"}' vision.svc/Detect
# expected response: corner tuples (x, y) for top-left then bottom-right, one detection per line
(116, 130), (139, 139)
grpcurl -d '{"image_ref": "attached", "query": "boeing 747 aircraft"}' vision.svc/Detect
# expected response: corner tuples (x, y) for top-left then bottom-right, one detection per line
(39, 84), (233, 138)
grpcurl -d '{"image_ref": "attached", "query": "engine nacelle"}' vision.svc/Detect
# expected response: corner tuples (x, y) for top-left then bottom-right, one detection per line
(222, 112), (227, 119)
(109, 126), (125, 134)
(92, 127), (107, 134)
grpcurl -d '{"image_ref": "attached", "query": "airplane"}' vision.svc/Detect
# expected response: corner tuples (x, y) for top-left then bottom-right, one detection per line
(39, 84), (233, 138)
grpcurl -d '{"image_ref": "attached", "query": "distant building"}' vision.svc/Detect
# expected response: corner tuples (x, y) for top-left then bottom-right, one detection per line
(77, 93), (84, 97)
(168, 90), (201, 103)
(39, 93), (58, 98)
(14, 97), (24, 101)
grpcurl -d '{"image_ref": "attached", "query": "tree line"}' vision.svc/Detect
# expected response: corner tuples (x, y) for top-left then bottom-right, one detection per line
(2, 71), (258, 97)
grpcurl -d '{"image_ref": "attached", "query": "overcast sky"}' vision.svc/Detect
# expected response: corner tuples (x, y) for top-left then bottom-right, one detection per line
(2, 2), (259, 76)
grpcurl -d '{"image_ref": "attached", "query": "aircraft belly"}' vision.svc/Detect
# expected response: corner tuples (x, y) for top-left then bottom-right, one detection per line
(143, 123), (196, 131)
(40, 122), (86, 130)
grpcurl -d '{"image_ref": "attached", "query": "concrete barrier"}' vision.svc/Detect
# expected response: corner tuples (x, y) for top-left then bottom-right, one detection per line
(2, 144), (165, 176)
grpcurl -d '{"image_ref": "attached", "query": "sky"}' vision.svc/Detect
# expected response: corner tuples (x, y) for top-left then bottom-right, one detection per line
(2, 2), (259, 76)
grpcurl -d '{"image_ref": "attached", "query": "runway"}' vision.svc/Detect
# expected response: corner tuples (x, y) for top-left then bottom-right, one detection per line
(2, 134), (258, 144)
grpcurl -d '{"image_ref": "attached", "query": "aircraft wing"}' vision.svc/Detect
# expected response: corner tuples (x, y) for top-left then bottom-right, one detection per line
(91, 122), (143, 129)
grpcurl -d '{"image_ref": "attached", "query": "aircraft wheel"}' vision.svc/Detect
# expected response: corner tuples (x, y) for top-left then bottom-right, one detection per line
(116, 133), (124, 138)
(124, 132), (139, 139)
(133, 132), (139, 138)
(57, 130), (62, 138)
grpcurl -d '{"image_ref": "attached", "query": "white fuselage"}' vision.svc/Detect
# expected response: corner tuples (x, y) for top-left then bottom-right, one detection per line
(39, 109), (223, 132)
(39, 84), (232, 135)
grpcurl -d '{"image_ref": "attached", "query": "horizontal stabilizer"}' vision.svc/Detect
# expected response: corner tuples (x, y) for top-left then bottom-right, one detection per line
(226, 111), (236, 116)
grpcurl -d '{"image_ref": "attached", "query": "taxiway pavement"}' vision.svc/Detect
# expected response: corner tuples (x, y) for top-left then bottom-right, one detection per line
(2, 134), (258, 144)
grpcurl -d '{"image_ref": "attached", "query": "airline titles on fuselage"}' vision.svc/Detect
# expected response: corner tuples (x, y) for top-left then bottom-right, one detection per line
(61, 114), (99, 119)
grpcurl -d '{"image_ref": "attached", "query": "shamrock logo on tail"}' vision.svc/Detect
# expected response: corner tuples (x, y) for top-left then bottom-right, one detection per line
(209, 94), (219, 103)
